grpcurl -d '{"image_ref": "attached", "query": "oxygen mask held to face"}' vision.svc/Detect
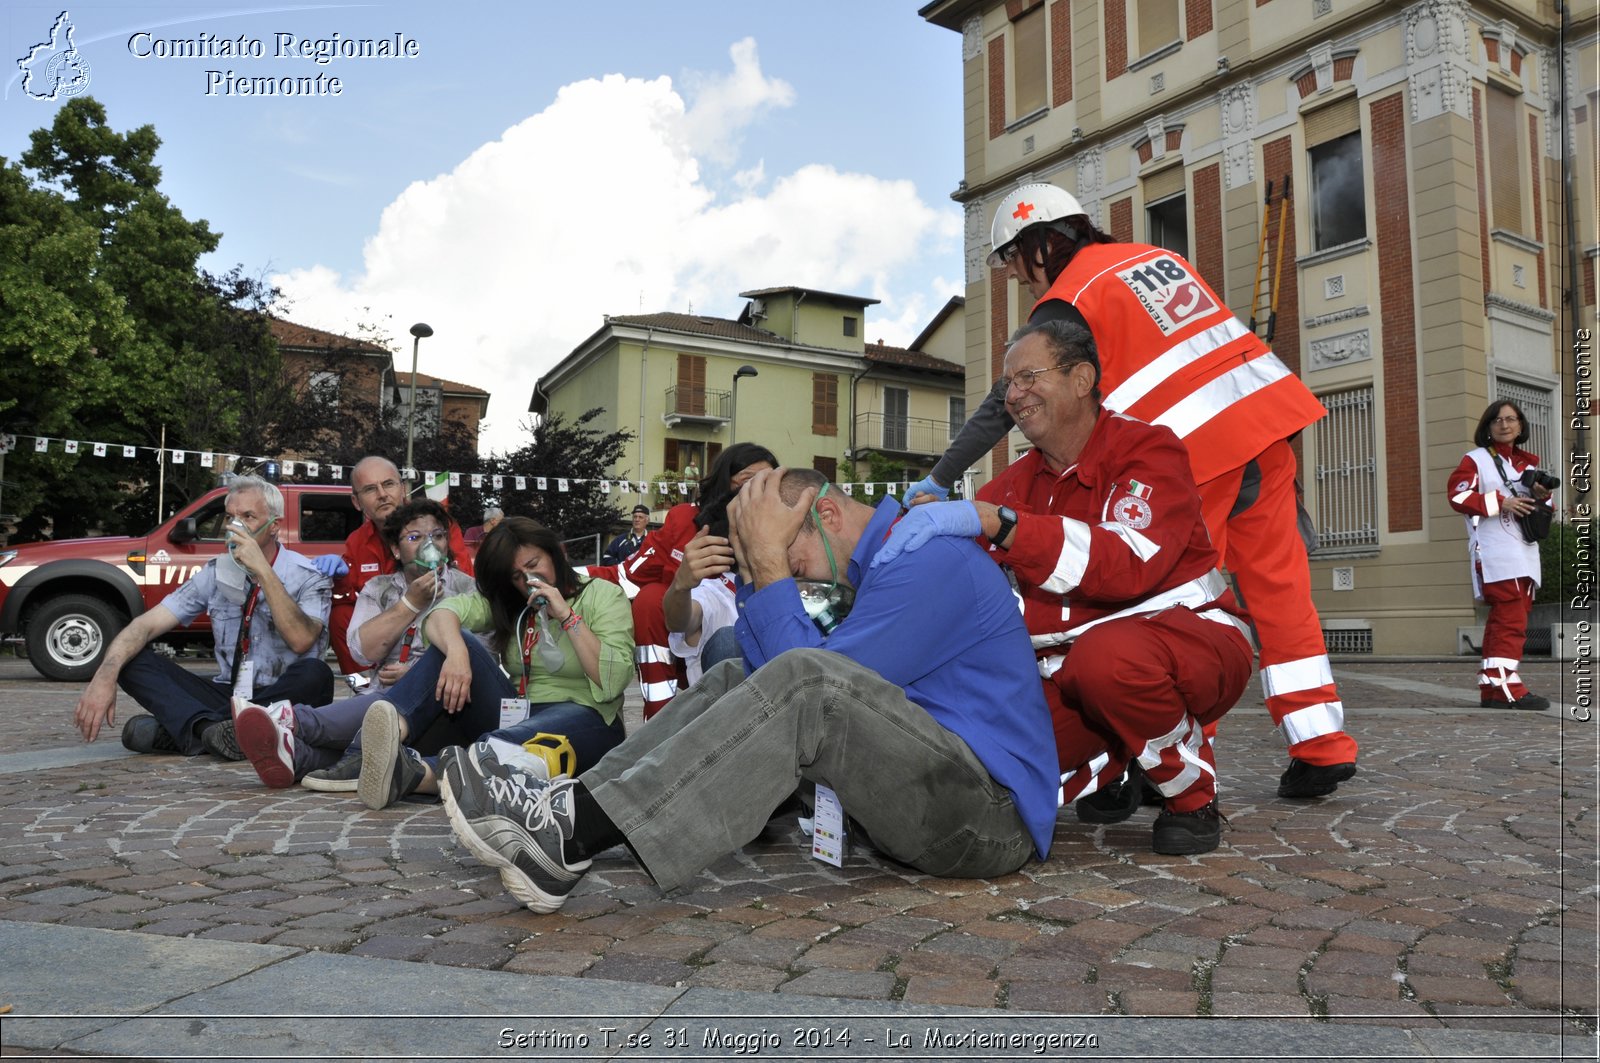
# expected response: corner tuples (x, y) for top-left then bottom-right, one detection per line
(794, 579), (855, 635)
(216, 517), (252, 603)
(795, 480), (855, 635)
(415, 537), (446, 572)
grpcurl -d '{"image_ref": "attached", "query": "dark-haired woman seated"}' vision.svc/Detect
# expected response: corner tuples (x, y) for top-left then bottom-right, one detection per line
(235, 517), (633, 806)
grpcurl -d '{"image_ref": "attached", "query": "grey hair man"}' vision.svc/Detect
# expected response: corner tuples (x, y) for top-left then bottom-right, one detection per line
(73, 475), (334, 758)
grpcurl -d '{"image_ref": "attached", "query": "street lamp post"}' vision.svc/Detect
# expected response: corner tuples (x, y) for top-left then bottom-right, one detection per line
(730, 364), (758, 443)
(404, 322), (434, 480)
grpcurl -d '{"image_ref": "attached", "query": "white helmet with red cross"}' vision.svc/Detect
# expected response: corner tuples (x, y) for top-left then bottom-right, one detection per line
(987, 183), (1087, 268)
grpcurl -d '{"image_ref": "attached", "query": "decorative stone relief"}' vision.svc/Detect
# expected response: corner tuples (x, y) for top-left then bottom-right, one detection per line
(1325, 274), (1346, 299)
(1314, 0), (1332, 16)
(1071, 147), (1105, 228)
(964, 200), (987, 286)
(961, 15), (983, 62)
(1406, 0), (1471, 121)
(1310, 42), (1335, 94)
(1513, 264), (1526, 288)
(1220, 85), (1256, 190)
(1144, 116), (1167, 161)
(1150, 72), (1165, 95)
(1310, 329), (1372, 370)
(1304, 306), (1371, 329)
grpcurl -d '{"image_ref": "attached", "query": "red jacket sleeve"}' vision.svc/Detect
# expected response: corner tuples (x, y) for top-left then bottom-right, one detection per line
(620, 504), (698, 587)
(1001, 429), (1208, 603)
(1447, 453), (1501, 518)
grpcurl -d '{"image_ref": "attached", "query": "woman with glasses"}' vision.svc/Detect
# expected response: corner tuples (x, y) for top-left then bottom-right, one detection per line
(346, 500), (477, 693)
(1447, 400), (1558, 710)
(235, 517), (633, 806)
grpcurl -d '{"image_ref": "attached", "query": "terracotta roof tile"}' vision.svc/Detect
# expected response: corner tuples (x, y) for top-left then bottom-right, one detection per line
(393, 370), (488, 396)
(268, 316), (389, 355)
(607, 313), (781, 345)
(863, 341), (963, 376)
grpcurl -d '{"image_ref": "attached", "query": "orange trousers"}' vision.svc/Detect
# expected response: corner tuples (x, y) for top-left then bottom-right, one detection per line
(1199, 439), (1359, 767)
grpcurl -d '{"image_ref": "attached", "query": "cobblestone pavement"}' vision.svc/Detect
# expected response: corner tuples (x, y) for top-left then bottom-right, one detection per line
(0, 653), (1594, 1039)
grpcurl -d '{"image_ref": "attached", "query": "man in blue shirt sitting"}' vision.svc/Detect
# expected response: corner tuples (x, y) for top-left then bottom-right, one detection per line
(437, 466), (1059, 912)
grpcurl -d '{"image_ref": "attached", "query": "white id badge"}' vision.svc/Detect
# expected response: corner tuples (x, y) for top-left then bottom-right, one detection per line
(232, 660), (255, 701)
(499, 698), (530, 729)
(810, 784), (846, 867)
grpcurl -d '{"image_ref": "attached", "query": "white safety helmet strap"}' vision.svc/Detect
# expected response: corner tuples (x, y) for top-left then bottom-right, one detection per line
(987, 183), (1087, 268)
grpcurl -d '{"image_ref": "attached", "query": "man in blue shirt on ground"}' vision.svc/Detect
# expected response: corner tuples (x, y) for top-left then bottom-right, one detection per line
(438, 466), (1058, 913)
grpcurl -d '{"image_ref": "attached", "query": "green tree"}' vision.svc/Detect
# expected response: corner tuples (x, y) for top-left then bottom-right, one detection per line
(484, 409), (632, 553)
(3, 98), (228, 537)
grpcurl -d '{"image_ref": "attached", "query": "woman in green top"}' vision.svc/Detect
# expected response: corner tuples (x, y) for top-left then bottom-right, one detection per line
(348, 516), (636, 809)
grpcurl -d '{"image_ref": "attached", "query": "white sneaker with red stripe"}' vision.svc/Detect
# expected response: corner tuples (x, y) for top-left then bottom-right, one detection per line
(235, 702), (298, 789)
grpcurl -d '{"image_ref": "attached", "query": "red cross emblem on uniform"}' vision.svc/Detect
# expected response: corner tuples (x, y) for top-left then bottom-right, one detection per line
(1012, 201), (1035, 220)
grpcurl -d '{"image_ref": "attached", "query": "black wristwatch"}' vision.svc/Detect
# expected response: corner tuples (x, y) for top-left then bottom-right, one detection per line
(989, 506), (1017, 548)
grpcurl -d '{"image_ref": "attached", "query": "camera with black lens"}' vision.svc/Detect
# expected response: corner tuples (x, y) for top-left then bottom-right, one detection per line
(1520, 468), (1560, 492)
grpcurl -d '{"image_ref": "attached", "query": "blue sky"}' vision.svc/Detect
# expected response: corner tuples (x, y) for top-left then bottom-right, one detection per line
(2, 1), (968, 453)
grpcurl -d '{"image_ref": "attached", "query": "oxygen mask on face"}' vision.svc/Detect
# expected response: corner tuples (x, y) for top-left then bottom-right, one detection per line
(216, 517), (252, 602)
(794, 579), (855, 635)
(795, 481), (854, 635)
(415, 537), (446, 571)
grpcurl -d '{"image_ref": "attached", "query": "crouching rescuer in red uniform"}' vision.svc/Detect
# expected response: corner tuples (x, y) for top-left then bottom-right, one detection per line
(877, 321), (1253, 854)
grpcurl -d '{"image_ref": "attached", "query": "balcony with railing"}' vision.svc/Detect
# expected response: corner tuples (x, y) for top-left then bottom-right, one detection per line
(854, 412), (957, 459)
(662, 385), (732, 427)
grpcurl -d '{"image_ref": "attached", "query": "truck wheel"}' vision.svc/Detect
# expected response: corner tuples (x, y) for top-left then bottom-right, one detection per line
(26, 594), (127, 682)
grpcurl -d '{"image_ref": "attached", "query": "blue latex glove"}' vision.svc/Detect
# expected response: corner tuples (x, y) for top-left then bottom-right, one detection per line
(872, 501), (982, 568)
(901, 474), (951, 509)
(312, 554), (349, 579)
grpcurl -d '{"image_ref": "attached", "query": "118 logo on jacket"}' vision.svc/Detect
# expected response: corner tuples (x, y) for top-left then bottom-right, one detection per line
(1118, 256), (1217, 335)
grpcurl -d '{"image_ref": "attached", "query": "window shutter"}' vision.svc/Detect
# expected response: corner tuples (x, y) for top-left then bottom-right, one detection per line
(1304, 96), (1359, 147)
(1143, 164), (1185, 202)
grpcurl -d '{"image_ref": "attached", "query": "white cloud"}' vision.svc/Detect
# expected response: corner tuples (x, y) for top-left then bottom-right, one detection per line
(273, 40), (960, 455)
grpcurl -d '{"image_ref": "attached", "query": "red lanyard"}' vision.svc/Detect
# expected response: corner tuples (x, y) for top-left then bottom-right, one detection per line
(518, 620), (540, 696)
(229, 584), (263, 686)
(397, 619), (418, 663)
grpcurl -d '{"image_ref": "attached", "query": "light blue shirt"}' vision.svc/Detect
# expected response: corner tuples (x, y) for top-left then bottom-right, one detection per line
(160, 545), (332, 687)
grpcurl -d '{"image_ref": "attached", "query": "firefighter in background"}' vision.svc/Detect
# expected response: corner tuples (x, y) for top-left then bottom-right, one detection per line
(1447, 400), (1557, 711)
(902, 183), (1358, 800)
(587, 442), (777, 719)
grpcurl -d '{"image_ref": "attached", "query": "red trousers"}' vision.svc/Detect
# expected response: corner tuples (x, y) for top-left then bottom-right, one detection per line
(1049, 607), (1252, 813)
(630, 581), (680, 719)
(327, 598), (361, 675)
(1200, 439), (1359, 767)
(1479, 575), (1535, 702)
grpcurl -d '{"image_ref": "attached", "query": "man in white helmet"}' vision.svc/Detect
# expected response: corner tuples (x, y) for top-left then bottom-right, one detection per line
(894, 182), (1359, 805)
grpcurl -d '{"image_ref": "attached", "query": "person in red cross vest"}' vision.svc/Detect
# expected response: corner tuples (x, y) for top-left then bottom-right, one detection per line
(1447, 400), (1557, 711)
(902, 182), (1359, 801)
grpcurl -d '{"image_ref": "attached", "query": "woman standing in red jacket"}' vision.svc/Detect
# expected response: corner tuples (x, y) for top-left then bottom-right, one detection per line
(1447, 400), (1557, 710)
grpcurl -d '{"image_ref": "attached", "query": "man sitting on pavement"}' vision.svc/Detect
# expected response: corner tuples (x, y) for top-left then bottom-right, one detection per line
(73, 475), (334, 757)
(601, 505), (650, 566)
(437, 466), (1060, 913)
(326, 456), (473, 677)
(876, 321), (1254, 855)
